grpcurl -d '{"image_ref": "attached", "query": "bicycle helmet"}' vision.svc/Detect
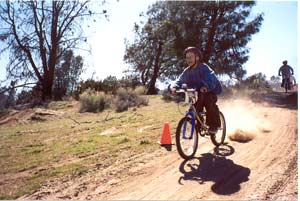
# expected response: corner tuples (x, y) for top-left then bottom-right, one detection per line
(183, 47), (202, 59)
(283, 60), (288, 65)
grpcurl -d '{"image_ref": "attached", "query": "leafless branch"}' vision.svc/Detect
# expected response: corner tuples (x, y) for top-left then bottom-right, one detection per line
(0, 82), (38, 94)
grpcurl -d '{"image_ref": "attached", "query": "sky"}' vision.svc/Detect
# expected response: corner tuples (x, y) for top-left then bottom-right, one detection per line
(81, 0), (298, 84)
(79, 0), (156, 81)
(0, 0), (298, 88)
(245, 1), (298, 79)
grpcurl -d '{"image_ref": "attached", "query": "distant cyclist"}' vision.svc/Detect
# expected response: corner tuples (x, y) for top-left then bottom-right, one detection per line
(278, 60), (294, 89)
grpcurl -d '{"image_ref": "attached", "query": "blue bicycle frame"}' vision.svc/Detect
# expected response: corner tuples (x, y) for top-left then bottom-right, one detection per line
(182, 108), (196, 139)
(177, 89), (208, 139)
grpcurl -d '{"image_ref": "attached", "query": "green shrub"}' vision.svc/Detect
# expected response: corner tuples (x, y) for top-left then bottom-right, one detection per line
(47, 101), (73, 110)
(79, 88), (111, 113)
(118, 137), (130, 144)
(140, 139), (150, 145)
(161, 90), (184, 103)
(114, 88), (148, 112)
(134, 86), (146, 95)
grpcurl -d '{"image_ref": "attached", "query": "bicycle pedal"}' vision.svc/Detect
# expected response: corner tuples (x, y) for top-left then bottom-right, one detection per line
(198, 131), (206, 137)
(205, 132), (212, 136)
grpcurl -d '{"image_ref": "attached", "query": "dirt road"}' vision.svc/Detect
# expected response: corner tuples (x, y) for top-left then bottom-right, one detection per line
(20, 92), (298, 200)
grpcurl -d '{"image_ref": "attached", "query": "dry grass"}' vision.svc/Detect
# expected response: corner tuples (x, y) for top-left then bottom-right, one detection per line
(0, 95), (180, 199)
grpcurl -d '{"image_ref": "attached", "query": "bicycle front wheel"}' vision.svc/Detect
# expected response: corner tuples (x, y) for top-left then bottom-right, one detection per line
(176, 117), (198, 160)
(210, 111), (226, 146)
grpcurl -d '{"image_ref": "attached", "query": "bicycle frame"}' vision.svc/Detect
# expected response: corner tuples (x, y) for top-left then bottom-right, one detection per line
(176, 89), (209, 139)
(175, 88), (226, 159)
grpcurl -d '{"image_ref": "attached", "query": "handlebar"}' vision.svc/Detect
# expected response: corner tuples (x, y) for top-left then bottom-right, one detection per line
(175, 88), (196, 93)
(175, 88), (198, 104)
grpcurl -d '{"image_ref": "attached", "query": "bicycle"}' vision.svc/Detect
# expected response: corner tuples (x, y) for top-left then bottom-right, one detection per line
(174, 86), (226, 160)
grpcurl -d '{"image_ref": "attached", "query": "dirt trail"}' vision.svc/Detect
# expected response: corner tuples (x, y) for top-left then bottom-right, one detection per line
(20, 93), (298, 200)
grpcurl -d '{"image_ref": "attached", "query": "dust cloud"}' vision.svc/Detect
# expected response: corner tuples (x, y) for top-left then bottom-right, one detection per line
(220, 98), (271, 142)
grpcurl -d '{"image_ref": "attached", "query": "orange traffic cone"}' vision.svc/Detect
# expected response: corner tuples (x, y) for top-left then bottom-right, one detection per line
(159, 122), (172, 145)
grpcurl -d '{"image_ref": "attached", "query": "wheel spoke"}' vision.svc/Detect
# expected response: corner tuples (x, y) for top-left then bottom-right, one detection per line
(210, 112), (226, 146)
(176, 117), (198, 160)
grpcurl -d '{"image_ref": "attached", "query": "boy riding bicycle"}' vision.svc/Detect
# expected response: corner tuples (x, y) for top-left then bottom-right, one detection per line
(170, 47), (222, 134)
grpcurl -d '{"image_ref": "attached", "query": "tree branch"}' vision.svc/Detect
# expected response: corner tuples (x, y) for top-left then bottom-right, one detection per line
(31, 1), (48, 75)
(6, 0), (43, 82)
(58, 1), (89, 40)
(0, 82), (38, 94)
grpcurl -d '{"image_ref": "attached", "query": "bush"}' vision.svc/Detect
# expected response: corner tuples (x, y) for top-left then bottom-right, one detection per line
(161, 90), (184, 102)
(79, 88), (111, 113)
(114, 88), (148, 112)
(15, 84), (43, 107)
(140, 139), (150, 145)
(134, 86), (146, 95)
(78, 87), (148, 113)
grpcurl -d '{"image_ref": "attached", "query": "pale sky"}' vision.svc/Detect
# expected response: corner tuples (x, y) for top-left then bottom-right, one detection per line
(0, 0), (298, 88)
(79, 0), (299, 83)
(245, 1), (298, 79)
(86, 0), (298, 85)
(79, 0), (157, 81)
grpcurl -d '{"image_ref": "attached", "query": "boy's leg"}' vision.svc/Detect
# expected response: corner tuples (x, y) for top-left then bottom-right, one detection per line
(288, 78), (292, 90)
(194, 93), (204, 113)
(203, 92), (221, 133)
(194, 94), (204, 132)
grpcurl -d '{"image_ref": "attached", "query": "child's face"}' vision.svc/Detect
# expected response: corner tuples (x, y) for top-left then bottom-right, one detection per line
(185, 52), (199, 67)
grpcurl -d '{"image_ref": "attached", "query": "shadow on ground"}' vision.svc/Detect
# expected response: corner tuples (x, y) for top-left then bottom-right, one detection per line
(178, 145), (250, 195)
(250, 91), (297, 110)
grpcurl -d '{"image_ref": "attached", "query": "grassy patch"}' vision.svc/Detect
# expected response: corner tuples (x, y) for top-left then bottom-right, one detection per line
(49, 163), (89, 177)
(118, 137), (130, 144)
(140, 139), (151, 145)
(0, 95), (181, 198)
(47, 101), (73, 110)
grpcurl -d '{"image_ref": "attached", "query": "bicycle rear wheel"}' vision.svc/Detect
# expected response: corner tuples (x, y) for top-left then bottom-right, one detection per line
(210, 111), (226, 146)
(285, 81), (288, 93)
(176, 117), (198, 160)
(284, 78), (289, 93)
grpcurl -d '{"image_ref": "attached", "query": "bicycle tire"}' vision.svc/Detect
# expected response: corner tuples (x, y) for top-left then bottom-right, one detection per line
(210, 111), (226, 146)
(284, 78), (289, 93)
(176, 117), (198, 160)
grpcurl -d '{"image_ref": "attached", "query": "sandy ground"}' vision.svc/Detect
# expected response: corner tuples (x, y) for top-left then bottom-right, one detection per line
(19, 92), (298, 200)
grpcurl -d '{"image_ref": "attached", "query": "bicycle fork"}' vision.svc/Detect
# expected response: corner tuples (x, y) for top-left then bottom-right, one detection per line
(182, 108), (209, 139)
(182, 110), (196, 139)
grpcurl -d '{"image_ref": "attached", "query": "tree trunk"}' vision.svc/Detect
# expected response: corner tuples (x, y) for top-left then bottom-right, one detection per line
(42, 73), (54, 100)
(147, 41), (163, 95)
(41, 1), (59, 101)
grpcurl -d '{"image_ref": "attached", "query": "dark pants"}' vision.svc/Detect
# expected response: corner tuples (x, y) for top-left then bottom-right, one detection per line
(194, 92), (221, 129)
(281, 78), (291, 90)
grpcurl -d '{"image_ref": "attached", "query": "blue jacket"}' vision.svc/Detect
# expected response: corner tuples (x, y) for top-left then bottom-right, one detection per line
(278, 65), (294, 77)
(172, 63), (222, 95)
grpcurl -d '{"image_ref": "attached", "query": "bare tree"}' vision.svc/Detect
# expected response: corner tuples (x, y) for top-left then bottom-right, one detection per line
(0, 0), (107, 100)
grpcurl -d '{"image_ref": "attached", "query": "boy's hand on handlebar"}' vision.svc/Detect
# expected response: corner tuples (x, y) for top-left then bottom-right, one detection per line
(170, 88), (176, 94)
(168, 84), (177, 94)
(200, 87), (208, 93)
